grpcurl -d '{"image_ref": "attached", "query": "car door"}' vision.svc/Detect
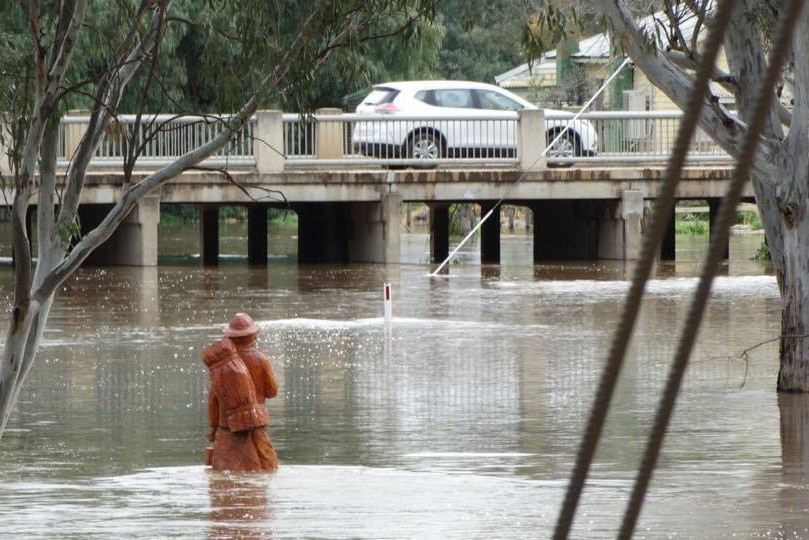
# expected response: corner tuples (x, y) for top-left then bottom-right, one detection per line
(430, 88), (477, 153)
(473, 89), (522, 154)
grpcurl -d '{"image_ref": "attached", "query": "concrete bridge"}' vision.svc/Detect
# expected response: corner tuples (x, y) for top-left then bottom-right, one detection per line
(6, 110), (744, 266)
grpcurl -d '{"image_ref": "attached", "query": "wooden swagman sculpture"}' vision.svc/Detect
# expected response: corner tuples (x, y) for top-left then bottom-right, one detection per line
(204, 313), (279, 471)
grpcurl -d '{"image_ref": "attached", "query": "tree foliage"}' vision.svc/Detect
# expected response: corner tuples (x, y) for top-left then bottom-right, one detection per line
(436, 0), (532, 83)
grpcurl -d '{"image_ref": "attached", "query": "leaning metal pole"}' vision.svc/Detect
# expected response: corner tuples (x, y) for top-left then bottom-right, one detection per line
(552, 1), (738, 537)
(617, 1), (804, 537)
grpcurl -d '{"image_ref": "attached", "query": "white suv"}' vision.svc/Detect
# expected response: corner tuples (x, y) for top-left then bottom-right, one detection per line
(352, 80), (598, 162)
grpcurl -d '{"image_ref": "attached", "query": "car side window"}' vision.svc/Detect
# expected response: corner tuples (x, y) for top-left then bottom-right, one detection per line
(414, 90), (435, 105)
(433, 89), (475, 108)
(476, 90), (524, 111)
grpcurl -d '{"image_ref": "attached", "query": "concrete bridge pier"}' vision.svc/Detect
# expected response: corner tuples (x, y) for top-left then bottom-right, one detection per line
(348, 193), (402, 263)
(661, 205), (676, 260)
(531, 190), (644, 261)
(429, 204), (450, 263)
(295, 195), (402, 264)
(247, 205), (268, 264)
(480, 201), (501, 264)
(598, 190), (644, 260)
(708, 199), (730, 260)
(199, 205), (219, 265)
(80, 196), (160, 266)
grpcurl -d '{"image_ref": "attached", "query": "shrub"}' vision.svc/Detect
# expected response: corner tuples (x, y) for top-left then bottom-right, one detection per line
(753, 242), (771, 261)
(675, 213), (709, 235)
(735, 210), (763, 230)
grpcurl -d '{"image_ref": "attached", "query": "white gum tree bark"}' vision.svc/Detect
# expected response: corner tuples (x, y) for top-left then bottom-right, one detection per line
(594, 0), (809, 391)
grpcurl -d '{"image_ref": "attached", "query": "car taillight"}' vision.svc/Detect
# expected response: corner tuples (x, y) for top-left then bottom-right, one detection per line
(376, 103), (400, 114)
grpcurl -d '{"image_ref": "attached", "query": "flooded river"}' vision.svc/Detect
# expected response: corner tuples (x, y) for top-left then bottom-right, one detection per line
(0, 223), (804, 538)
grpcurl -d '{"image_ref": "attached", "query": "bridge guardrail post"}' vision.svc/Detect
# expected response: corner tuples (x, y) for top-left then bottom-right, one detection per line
(255, 110), (285, 173)
(64, 110), (90, 163)
(519, 109), (546, 171)
(315, 108), (344, 162)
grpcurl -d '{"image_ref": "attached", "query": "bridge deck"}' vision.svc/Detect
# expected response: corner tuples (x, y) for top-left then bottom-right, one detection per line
(72, 165), (742, 205)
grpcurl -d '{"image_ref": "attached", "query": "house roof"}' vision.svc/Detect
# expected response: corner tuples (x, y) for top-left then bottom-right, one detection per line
(494, 61), (556, 88)
(496, 4), (711, 86)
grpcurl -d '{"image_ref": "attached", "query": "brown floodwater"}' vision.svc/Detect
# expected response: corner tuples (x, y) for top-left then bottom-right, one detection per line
(0, 222), (803, 538)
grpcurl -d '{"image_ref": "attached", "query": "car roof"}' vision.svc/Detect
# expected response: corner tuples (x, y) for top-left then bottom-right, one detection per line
(372, 80), (506, 92)
(367, 80), (538, 110)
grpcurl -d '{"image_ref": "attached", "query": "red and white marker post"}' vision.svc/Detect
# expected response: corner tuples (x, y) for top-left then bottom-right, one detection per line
(383, 282), (393, 323)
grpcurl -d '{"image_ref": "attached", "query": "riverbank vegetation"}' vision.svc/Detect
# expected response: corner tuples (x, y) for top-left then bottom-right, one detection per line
(674, 208), (764, 236)
(158, 205), (296, 226)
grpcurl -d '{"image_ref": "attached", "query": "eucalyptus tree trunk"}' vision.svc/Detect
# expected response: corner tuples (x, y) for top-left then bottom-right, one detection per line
(773, 147), (809, 391)
(595, 0), (809, 392)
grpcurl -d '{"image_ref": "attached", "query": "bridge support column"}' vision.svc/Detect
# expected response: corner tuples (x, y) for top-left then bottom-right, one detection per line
(347, 193), (401, 263)
(598, 190), (643, 260)
(660, 203), (676, 260)
(430, 204), (450, 263)
(480, 201), (501, 264)
(708, 199), (730, 260)
(296, 202), (349, 263)
(199, 205), (219, 265)
(247, 205), (268, 265)
(80, 196), (160, 266)
(532, 200), (599, 261)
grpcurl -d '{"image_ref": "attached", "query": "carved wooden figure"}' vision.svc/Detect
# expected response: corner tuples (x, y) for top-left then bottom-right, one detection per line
(203, 313), (279, 471)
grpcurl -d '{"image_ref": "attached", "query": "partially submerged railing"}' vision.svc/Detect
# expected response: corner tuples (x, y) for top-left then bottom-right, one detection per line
(56, 109), (732, 172)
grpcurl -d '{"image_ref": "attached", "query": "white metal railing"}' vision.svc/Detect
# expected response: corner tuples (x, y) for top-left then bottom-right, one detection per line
(574, 110), (730, 163)
(282, 110), (732, 167)
(58, 114), (256, 169)
(56, 109), (733, 172)
(283, 112), (522, 167)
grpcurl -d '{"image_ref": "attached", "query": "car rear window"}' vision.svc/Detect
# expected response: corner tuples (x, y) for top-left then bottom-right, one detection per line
(363, 88), (399, 105)
(414, 90), (434, 105)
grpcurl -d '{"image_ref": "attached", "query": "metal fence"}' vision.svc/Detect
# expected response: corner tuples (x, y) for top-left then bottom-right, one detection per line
(57, 110), (732, 171)
(283, 112), (522, 167)
(58, 114), (256, 168)
(580, 110), (729, 163)
(282, 110), (732, 167)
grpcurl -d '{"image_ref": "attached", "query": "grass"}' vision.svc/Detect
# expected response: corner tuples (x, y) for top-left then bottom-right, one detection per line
(735, 210), (763, 230)
(674, 208), (763, 236)
(675, 213), (709, 235)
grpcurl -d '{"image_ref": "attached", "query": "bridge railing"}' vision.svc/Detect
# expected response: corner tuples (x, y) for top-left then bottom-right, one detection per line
(54, 109), (732, 172)
(281, 109), (732, 167)
(283, 109), (523, 167)
(58, 113), (256, 169)
(580, 110), (730, 163)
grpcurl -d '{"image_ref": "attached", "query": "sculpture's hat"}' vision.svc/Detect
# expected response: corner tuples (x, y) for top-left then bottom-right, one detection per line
(224, 312), (261, 337)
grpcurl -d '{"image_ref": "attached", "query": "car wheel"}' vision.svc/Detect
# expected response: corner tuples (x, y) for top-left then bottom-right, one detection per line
(408, 131), (443, 160)
(546, 130), (579, 168)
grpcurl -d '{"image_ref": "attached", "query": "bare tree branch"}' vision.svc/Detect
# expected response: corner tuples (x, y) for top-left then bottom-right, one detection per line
(664, 49), (793, 127)
(44, 0), (87, 100)
(55, 3), (167, 243)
